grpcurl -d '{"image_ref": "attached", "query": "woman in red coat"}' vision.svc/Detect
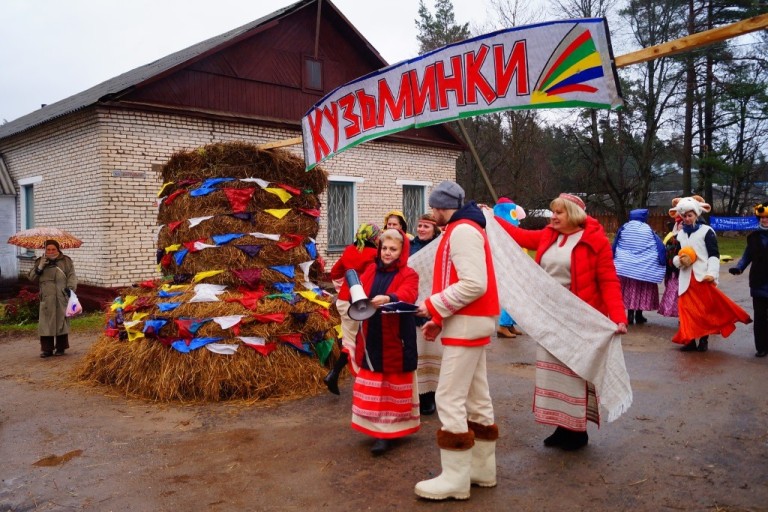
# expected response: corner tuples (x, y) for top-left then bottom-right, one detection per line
(324, 223), (381, 395)
(496, 193), (627, 451)
(345, 229), (420, 455)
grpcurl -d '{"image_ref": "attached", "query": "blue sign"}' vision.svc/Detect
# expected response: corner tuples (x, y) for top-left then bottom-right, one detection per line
(709, 216), (758, 231)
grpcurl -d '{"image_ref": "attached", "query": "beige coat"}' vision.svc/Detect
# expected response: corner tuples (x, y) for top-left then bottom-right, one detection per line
(27, 255), (77, 336)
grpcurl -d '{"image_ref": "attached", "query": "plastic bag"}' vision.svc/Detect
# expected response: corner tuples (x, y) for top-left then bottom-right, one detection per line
(66, 290), (83, 317)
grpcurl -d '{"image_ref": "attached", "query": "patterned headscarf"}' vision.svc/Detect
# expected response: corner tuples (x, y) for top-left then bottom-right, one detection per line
(354, 223), (381, 251)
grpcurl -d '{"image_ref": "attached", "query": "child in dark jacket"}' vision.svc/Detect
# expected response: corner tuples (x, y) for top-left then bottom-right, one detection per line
(729, 202), (768, 357)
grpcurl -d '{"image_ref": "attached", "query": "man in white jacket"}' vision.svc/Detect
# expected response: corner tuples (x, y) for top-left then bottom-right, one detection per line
(414, 181), (500, 501)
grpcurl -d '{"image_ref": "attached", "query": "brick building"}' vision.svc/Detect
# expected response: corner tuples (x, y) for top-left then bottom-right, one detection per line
(0, 0), (462, 295)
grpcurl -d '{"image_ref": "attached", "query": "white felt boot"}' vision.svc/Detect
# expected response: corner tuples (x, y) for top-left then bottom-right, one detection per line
(470, 439), (497, 487)
(414, 448), (472, 500)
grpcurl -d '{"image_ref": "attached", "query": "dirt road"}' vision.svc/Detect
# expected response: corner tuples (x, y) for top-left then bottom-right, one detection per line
(1, 270), (767, 511)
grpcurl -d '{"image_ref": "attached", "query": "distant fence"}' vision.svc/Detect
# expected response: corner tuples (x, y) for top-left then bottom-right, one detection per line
(587, 213), (670, 236)
(590, 212), (755, 236)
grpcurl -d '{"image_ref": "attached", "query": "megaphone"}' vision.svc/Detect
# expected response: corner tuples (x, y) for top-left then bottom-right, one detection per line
(345, 269), (376, 321)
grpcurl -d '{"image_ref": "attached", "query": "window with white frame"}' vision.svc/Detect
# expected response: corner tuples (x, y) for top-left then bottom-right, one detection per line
(18, 176), (41, 256)
(399, 180), (430, 235)
(327, 177), (362, 251)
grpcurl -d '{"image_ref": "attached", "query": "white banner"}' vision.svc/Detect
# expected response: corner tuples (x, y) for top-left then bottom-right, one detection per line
(302, 18), (623, 170)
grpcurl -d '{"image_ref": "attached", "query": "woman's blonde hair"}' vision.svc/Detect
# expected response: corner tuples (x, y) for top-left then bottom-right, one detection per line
(549, 197), (587, 227)
(379, 228), (404, 246)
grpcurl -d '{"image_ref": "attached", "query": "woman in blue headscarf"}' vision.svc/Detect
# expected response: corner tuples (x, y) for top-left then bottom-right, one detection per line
(612, 209), (666, 324)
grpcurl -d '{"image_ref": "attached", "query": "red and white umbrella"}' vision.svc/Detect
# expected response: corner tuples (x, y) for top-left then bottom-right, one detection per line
(7, 227), (83, 249)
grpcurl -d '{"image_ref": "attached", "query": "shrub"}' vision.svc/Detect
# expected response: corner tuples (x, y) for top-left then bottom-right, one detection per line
(1, 288), (40, 325)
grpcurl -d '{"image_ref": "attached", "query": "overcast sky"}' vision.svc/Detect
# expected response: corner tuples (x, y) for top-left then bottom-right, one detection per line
(0, 0), (515, 123)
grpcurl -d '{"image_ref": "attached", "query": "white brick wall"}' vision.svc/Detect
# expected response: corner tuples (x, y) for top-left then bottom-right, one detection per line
(1, 107), (459, 287)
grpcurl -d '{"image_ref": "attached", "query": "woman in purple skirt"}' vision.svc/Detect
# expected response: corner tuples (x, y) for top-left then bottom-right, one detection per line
(612, 209), (666, 324)
(658, 217), (682, 317)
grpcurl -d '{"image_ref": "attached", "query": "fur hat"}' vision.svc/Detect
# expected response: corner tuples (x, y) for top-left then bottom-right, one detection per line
(670, 195), (710, 217)
(754, 203), (768, 218)
(429, 181), (465, 209)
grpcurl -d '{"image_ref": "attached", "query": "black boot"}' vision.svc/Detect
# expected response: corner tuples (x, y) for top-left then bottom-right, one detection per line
(371, 438), (390, 456)
(54, 334), (69, 355)
(560, 429), (589, 451)
(323, 352), (348, 395)
(697, 336), (708, 352)
(680, 340), (698, 352)
(419, 391), (436, 415)
(543, 426), (568, 447)
(627, 310), (635, 325)
(635, 311), (648, 324)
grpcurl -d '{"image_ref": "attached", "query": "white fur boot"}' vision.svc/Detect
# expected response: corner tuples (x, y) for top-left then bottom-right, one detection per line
(414, 448), (473, 500)
(470, 439), (497, 487)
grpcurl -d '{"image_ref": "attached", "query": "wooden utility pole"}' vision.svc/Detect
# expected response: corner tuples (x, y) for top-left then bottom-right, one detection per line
(615, 13), (767, 68)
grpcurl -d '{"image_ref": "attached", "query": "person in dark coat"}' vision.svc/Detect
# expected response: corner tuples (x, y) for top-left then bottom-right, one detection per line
(27, 240), (77, 357)
(729, 202), (768, 357)
(344, 228), (420, 455)
(409, 213), (440, 255)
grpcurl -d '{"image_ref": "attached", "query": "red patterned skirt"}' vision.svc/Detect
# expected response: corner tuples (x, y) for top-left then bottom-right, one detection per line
(351, 369), (420, 439)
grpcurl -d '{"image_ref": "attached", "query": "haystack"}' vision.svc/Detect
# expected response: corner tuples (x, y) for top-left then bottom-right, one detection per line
(76, 142), (341, 402)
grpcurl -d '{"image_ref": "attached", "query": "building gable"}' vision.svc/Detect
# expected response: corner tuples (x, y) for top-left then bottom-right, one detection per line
(0, 0), (461, 148)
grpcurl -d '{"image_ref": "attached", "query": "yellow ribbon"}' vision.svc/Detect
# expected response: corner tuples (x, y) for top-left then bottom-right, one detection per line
(157, 181), (174, 197)
(298, 290), (331, 308)
(164, 244), (181, 253)
(123, 320), (145, 341)
(264, 209), (291, 219)
(131, 311), (149, 321)
(265, 188), (292, 203)
(161, 284), (189, 292)
(192, 270), (224, 283)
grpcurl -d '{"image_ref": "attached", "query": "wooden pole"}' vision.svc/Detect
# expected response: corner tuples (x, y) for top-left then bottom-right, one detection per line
(313, 0), (323, 59)
(257, 137), (303, 150)
(615, 13), (768, 68)
(456, 119), (498, 203)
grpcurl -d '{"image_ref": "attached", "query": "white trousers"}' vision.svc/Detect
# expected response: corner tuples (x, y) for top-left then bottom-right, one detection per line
(435, 345), (494, 433)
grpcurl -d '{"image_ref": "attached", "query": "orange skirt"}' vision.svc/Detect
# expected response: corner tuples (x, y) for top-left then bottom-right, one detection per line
(672, 278), (751, 344)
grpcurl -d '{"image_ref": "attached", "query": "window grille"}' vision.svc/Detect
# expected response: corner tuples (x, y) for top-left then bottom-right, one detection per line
(327, 181), (354, 251)
(403, 185), (425, 235)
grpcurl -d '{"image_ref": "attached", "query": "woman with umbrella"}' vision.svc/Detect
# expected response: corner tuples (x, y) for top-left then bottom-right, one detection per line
(26, 239), (78, 357)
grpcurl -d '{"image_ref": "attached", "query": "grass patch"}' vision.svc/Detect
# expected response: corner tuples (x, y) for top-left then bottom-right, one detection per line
(717, 234), (746, 260)
(71, 312), (106, 331)
(0, 312), (104, 336)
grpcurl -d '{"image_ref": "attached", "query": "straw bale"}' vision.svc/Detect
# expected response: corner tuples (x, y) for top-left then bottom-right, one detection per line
(158, 186), (320, 221)
(75, 336), (334, 402)
(157, 217), (319, 249)
(81, 141), (335, 403)
(157, 209), (320, 238)
(157, 237), (317, 264)
(161, 142), (327, 195)
(159, 260), (319, 285)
